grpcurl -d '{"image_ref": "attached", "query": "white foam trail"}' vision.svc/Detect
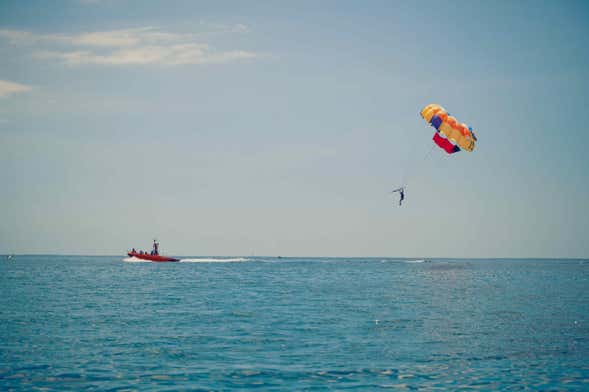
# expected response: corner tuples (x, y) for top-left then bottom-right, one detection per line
(123, 257), (151, 263)
(380, 259), (428, 264)
(180, 258), (250, 263)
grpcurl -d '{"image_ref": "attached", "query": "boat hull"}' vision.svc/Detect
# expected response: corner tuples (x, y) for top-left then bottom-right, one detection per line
(127, 252), (179, 262)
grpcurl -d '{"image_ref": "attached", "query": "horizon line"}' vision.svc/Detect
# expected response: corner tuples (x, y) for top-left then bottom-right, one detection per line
(2, 254), (588, 260)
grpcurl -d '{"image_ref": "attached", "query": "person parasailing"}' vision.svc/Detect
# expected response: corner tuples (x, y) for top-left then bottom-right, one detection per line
(387, 104), (478, 210)
(391, 187), (405, 206)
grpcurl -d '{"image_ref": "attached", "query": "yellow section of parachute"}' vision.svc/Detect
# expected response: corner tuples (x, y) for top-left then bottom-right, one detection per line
(420, 104), (476, 152)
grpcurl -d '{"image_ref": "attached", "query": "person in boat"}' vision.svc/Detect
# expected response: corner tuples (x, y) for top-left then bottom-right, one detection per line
(153, 240), (159, 256)
(391, 187), (405, 206)
(132, 248), (136, 253)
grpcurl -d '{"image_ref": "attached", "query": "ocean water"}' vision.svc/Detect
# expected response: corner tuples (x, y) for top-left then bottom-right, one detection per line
(1, 256), (588, 390)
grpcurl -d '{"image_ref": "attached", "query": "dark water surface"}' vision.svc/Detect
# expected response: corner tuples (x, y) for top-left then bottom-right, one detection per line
(1, 256), (588, 390)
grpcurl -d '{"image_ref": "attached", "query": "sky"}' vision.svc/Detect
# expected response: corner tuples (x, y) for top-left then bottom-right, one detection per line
(1, 0), (588, 258)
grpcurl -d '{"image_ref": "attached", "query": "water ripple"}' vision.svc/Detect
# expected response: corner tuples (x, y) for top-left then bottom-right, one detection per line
(1, 256), (587, 390)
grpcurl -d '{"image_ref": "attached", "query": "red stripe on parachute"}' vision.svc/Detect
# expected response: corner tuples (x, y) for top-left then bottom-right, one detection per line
(433, 132), (460, 154)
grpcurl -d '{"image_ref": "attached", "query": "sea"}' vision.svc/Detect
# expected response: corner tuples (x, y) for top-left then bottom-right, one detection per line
(1, 256), (588, 390)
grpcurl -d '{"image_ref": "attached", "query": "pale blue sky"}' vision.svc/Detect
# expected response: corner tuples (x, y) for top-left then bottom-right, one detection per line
(1, 0), (588, 257)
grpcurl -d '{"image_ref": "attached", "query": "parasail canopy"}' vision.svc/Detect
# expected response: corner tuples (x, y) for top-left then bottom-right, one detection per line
(420, 104), (477, 154)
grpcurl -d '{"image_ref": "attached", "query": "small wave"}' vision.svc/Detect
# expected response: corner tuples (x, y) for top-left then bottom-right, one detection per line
(404, 259), (427, 263)
(122, 257), (151, 263)
(180, 258), (250, 263)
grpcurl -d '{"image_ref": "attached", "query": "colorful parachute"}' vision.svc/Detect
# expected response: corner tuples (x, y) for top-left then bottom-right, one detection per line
(420, 104), (477, 154)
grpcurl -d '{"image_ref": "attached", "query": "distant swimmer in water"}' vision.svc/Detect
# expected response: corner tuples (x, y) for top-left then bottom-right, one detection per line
(391, 187), (405, 206)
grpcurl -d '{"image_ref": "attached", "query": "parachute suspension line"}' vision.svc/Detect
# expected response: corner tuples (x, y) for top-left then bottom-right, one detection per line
(401, 142), (436, 187)
(398, 123), (434, 188)
(398, 130), (423, 189)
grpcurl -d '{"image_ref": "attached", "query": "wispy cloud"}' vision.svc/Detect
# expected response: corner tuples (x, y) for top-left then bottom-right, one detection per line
(0, 80), (32, 98)
(0, 27), (195, 47)
(0, 26), (256, 66)
(34, 45), (255, 66)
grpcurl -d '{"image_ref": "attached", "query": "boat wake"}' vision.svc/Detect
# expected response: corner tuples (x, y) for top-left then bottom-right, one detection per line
(379, 259), (430, 264)
(180, 258), (250, 263)
(123, 257), (151, 263)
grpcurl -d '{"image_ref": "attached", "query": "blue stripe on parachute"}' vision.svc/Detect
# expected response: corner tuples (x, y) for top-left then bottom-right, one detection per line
(431, 115), (442, 130)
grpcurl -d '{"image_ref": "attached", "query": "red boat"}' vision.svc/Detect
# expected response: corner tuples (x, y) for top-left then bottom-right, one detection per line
(127, 251), (179, 262)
